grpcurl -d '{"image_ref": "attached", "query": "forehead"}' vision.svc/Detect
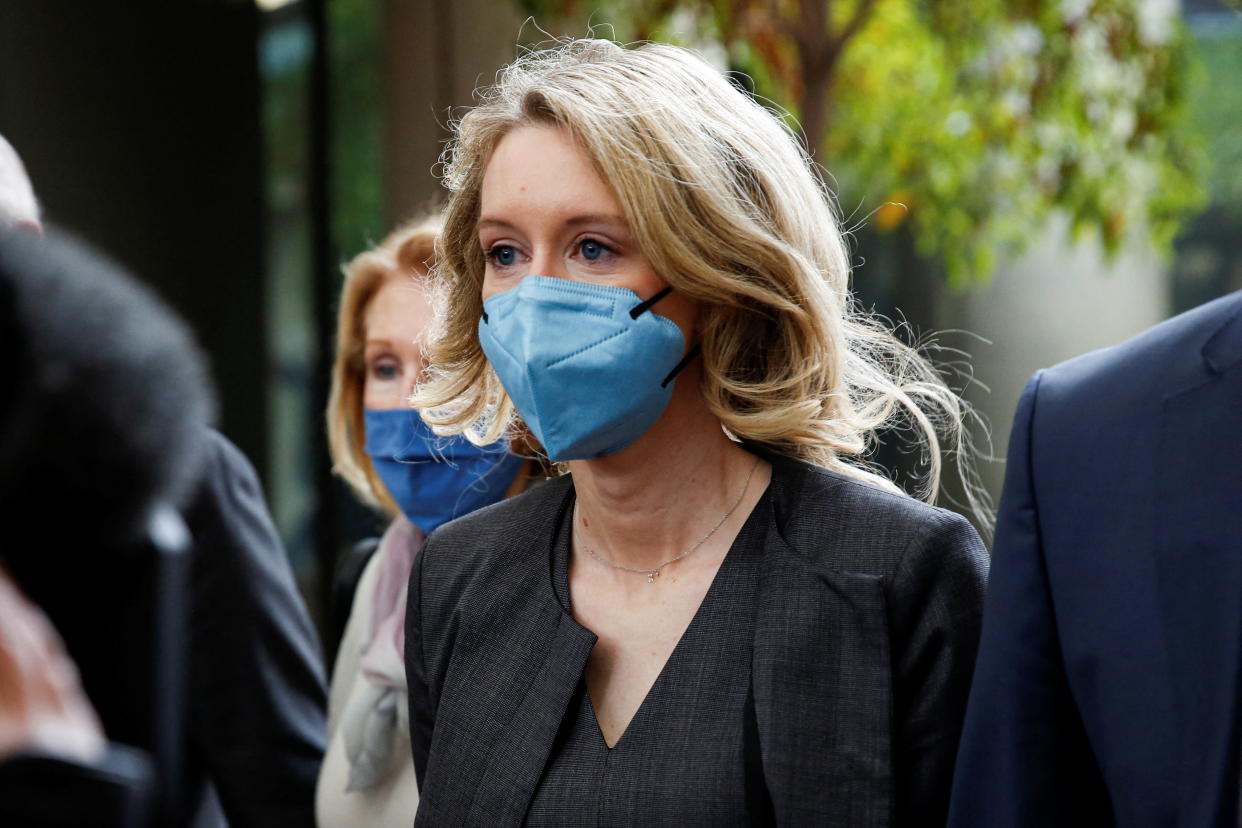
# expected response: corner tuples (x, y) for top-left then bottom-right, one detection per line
(479, 123), (622, 222)
(364, 276), (433, 339)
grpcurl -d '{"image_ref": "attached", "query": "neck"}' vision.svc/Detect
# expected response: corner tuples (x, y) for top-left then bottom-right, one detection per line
(568, 370), (767, 572)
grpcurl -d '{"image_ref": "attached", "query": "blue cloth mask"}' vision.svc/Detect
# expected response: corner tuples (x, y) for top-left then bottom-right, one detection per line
(363, 408), (523, 534)
(478, 275), (698, 462)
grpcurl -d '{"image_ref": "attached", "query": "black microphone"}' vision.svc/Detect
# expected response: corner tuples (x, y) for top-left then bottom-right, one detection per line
(0, 226), (217, 826)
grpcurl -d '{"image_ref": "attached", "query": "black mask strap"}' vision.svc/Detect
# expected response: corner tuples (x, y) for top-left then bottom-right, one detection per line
(487, 285), (668, 324)
(660, 343), (702, 388)
(629, 286), (674, 319)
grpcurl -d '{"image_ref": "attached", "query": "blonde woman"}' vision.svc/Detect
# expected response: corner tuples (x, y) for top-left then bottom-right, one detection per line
(315, 217), (529, 827)
(407, 40), (988, 827)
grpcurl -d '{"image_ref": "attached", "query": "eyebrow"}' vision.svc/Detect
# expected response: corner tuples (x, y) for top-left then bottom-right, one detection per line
(366, 334), (425, 347)
(476, 213), (630, 233)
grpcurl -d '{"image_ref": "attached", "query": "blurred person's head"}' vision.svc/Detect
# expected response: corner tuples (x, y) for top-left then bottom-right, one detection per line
(0, 228), (214, 828)
(0, 226), (214, 552)
(415, 39), (980, 515)
(327, 215), (521, 532)
(0, 135), (41, 234)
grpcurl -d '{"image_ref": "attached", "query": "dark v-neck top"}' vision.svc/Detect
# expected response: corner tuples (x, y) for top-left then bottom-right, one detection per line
(522, 485), (777, 827)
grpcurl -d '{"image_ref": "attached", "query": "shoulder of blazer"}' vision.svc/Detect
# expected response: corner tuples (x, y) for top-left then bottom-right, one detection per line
(762, 448), (986, 583)
(413, 455), (985, 629)
(414, 471), (573, 660)
(417, 474), (574, 595)
(1039, 289), (1242, 415)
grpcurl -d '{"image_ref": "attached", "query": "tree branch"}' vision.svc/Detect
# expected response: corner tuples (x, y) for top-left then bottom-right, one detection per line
(764, 0), (801, 40)
(832, 0), (877, 54)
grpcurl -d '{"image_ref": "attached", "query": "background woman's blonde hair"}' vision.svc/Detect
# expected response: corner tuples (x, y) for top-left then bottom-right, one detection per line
(327, 214), (441, 516)
(415, 38), (990, 532)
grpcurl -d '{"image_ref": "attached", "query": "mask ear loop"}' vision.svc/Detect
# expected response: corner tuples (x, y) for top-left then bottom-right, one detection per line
(660, 343), (702, 388)
(629, 286), (700, 387)
(628, 286), (674, 319)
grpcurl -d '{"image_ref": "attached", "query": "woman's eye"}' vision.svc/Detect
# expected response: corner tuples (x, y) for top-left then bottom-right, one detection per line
(579, 239), (609, 261)
(371, 361), (400, 381)
(488, 245), (519, 267)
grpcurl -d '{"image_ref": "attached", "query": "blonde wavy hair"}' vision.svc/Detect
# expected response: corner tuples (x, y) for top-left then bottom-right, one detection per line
(415, 39), (989, 530)
(327, 214), (441, 516)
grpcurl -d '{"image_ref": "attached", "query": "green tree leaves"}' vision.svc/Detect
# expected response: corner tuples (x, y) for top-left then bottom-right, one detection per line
(521, 0), (1207, 285)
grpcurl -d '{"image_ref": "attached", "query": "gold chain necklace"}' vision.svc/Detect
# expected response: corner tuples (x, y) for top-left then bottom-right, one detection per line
(580, 456), (760, 584)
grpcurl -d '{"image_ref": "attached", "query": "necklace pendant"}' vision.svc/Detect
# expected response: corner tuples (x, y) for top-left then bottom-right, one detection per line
(647, 569), (659, 584)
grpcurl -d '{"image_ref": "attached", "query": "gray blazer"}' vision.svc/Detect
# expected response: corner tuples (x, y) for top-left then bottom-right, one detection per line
(406, 449), (987, 827)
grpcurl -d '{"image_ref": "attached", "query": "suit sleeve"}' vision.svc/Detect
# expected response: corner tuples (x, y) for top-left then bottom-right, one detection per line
(887, 500), (988, 826)
(947, 372), (1112, 827)
(182, 430), (327, 828)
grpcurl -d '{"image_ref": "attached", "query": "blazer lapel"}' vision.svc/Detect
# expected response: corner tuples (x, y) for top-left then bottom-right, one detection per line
(420, 480), (597, 828)
(1157, 305), (1242, 827)
(465, 603), (596, 825)
(752, 521), (894, 827)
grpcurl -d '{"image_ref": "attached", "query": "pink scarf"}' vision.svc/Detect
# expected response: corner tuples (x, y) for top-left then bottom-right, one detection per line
(360, 516), (422, 687)
(341, 516), (423, 791)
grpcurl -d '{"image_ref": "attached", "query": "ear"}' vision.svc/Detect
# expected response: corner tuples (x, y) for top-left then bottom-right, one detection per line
(16, 220), (42, 237)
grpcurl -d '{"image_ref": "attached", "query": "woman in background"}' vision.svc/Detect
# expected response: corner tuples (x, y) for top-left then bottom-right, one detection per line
(315, 216), (531, 827)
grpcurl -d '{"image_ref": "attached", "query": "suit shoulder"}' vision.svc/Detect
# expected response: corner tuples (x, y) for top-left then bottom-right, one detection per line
(772, 458), (986, 580)
(1042, 290), (1242, 405)
(191, 428), (261, 503)
(204, 427), (243, 466)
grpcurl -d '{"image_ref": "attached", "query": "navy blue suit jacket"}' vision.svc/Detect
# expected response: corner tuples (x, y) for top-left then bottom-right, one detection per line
(949, 291), (1242, 827)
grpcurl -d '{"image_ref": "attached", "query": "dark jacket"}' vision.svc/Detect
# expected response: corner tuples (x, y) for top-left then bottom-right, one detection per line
(948, 290), (1242, 827)
(406, 448), (988, 827)
(180, 429), (328, 827)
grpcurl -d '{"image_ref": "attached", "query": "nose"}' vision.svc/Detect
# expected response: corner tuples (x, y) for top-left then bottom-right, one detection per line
(528, 246), (567, 280)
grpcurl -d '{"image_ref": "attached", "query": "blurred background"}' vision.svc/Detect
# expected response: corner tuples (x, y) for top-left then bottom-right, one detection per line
(0, 0), (1237, 623)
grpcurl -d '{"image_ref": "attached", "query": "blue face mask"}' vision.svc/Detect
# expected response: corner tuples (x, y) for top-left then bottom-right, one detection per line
(363, 408), (523, 534)
(477, 275), (698, 462)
